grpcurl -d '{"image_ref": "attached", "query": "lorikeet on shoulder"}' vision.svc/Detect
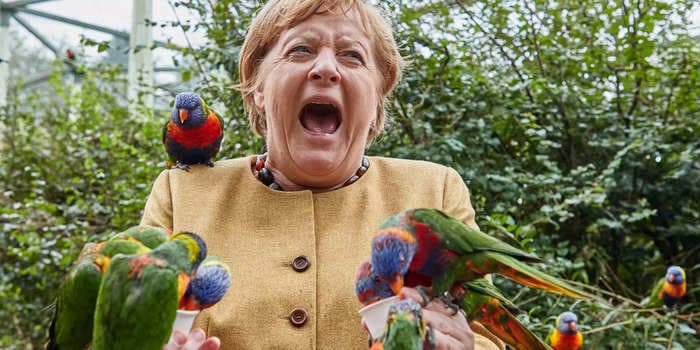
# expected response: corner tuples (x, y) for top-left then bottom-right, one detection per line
(163, 92), (224, 171)
(547, 312), (583, 350)
(647, 265), (686, 309)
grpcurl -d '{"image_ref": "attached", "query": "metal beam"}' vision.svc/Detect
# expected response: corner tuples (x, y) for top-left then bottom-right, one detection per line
(16, 7), (173, 48)
(11, 13), (59, 54)
(17, 7), (131, 39)
(128, 0), (154, 114)
(0, 9), (10, 106)
(2, 0), (56, 9)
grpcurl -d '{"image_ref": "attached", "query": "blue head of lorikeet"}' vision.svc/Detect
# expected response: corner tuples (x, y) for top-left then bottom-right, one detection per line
(370, 227), (417, 295)
(665, 265), (685, 285)
(556, 311), (578, 335)
(170, 231), (208, 273)
(180, 256), (231, 310)
(172, 92), (207, 128)
(355, 259), (395, 306)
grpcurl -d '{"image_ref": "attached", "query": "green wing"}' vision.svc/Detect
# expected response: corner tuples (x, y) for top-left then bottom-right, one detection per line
(48, 254), (103, 350)
(462, 278), (519, 311)
(414, 209), (542, 262)
(110, 225), (169, 249)
(93, 254), (180, 350)
(646, 277), (665, 307)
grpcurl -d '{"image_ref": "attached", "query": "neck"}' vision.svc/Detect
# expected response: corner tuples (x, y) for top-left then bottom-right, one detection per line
(254, 154), (369, 193)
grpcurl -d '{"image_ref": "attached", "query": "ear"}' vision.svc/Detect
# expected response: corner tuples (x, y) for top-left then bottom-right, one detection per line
(253, 86), (265, 112)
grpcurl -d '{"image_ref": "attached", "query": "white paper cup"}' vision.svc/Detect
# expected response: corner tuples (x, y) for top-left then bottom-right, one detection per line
(358, 296), (400, 339)
(172, 309), (200, 334)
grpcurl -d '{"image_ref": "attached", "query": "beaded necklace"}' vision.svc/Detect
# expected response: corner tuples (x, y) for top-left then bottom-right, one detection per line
(254, 153), (370, 191)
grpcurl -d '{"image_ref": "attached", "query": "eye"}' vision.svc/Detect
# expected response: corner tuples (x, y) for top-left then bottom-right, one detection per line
(341, 50), (365, 63)
(288, 45), (312, 55)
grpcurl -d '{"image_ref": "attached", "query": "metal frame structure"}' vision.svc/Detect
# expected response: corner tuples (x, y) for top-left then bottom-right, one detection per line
(0, 0), (174, 112)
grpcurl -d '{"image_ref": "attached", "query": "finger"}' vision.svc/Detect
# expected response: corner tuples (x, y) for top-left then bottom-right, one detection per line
(423, 296), (452, 314)
(398, 287), (428, 307)
(183, 328), (207, 349)
(429, 326), (469, 350)
(422, 308), (472, 345)
(200, 337), (221, 350)
(163, 330), (188, 349)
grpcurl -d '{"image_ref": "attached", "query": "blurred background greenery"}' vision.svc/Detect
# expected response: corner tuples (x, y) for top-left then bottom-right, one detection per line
(1, 0), (698, 348)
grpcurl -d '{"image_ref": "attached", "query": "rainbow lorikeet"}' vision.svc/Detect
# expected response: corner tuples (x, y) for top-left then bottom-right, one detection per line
(109, 225), (170, 249)
(454, 278), (551, 350)
(179, 255), (232, 311)
(371, 208), (592, 309)
(355, 259), (395, 306)
(647, 265), (686, 308)
(163, 92), (224, 171)
(47, 240), (150, 350)
(92, 232), (207, 350)
(370, 299), (435, 350)
(546, 312), (582, 350)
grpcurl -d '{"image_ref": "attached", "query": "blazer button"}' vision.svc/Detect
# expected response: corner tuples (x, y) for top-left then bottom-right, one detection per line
(292, 255), (310, 272)
(289, 307), (308, 327)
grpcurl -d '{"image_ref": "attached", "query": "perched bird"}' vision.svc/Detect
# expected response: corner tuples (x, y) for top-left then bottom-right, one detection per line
(454, 278), (551, 350)
(371, 208), (592, 307)
(163, 92), (224, 171)
(109, 225), (170, 249)
(47, 240), (150, 350)
(547, 312), (582, 350)
(355, 259), (395, 306)
(179, 255), (232, 311)
(371, 299), (435, 350)
(647, 265), (686, 309)
(92, 232), (207, 350)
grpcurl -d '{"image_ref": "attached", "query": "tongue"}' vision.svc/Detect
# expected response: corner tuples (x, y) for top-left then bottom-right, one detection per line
(300, 105), (339, 134)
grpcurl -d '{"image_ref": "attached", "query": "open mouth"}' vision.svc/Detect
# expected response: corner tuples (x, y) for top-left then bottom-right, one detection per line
(299, 103), (341, 134)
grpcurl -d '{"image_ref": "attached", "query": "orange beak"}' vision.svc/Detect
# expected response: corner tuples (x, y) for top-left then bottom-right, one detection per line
(569, 322), (577, 331)
(390, 275), (404, 295)
(179, 109), (189, 123)
(668, 274), (675, 282)
(95, 256), (111, 273)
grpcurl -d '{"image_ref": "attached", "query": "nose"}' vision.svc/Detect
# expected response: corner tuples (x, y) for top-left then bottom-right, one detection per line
(308, 49), (341, 84)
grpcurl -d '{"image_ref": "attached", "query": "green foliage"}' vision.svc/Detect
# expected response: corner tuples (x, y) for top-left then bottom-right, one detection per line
(1, 0), (698, 347)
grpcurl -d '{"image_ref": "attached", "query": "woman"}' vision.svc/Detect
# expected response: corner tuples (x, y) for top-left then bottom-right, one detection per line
(149, 0), (504, 349)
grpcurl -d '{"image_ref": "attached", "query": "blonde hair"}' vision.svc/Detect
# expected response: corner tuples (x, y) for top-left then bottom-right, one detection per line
(238, 0), (403, 142)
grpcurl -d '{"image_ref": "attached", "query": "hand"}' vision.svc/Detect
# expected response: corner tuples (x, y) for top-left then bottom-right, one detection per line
(399, 287), (474, 350)
(162, 328), (220, 350)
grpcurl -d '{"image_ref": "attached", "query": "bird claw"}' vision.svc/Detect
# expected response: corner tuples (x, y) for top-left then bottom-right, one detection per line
(438, 292), (461, 316)
(424, 323), (438, 350)
(205, 160), (215, 167)
(173, 162), (191, 172)
(415, 286), (432, 306)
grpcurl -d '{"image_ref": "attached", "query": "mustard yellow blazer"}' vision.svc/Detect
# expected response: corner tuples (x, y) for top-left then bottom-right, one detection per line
(142, 156), (503, 349)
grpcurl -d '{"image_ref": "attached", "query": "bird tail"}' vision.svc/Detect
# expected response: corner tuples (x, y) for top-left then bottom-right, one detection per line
(479, 252), (594, 300)
(476, 301), (552, 350)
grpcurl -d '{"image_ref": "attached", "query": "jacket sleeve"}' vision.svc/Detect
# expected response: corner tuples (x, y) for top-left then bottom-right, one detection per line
(443, 167), (505, 350)
(443, 167), (479, 230)
(140, 170), (174, 231)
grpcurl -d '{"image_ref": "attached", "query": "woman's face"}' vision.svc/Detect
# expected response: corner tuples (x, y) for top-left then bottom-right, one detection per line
(254, 8), (381, 188)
